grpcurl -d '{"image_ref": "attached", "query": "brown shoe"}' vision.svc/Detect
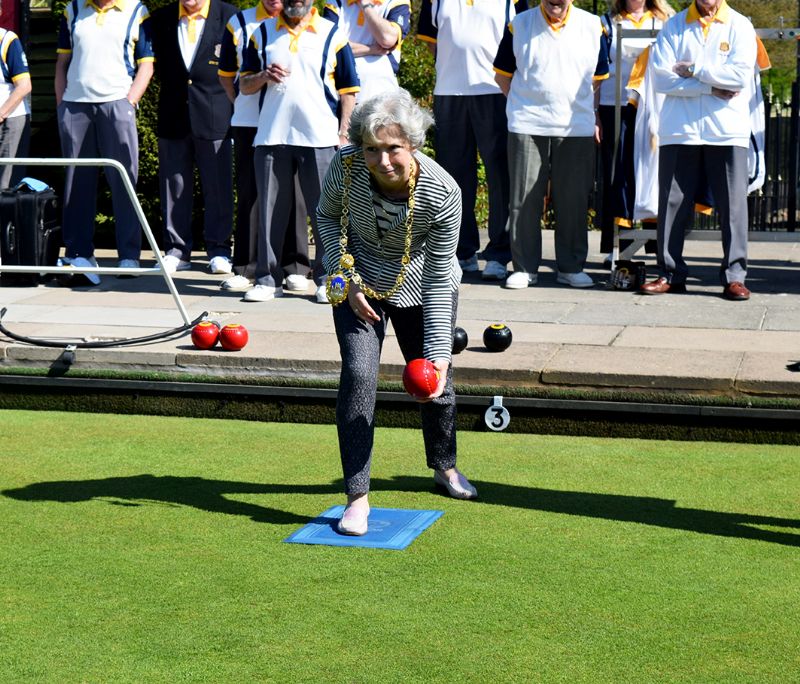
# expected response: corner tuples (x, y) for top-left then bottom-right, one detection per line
(723, 281), (750, 301)
(639, 276), (687, 295)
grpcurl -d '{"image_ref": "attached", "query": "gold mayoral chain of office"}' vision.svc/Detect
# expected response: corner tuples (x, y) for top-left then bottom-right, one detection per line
(326, 152), (417, 306)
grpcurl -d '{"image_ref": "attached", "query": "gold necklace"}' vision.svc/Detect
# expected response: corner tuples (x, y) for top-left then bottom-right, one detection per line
(326, 153), (417, 306)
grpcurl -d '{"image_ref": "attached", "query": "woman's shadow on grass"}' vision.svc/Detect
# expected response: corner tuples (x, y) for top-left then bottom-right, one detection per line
(3, 474), (799, 547)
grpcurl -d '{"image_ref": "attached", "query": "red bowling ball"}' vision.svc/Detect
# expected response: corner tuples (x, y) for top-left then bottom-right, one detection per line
(219, 323), (249, 351)
(402, 358), (439, 399)
(191, 321), (219, 349)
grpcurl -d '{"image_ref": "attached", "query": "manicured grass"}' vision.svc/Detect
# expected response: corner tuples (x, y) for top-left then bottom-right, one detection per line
(1, 410), (799, 683)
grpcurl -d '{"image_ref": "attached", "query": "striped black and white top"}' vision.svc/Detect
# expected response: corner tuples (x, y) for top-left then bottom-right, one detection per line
(318, 146), (462, 362)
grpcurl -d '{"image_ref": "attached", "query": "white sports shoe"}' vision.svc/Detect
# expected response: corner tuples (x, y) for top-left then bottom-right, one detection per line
(220, 275), (252, 291)
(243, 284), (283, 302)
(209, 256), (233, 274)
(504, 271), (537, 289)
(315, 284), (329, 303)
(482, 260), (508, 281)
(161, 255), (191, 274)
(284, 274), (309, 291)
(557, 271), (594, 288)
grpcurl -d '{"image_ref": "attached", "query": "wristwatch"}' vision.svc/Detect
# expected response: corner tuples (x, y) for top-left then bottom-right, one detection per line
(686, 64), (695, 77)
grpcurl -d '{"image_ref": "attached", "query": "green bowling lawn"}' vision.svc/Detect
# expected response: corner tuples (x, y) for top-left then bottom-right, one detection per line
(1, 410), (798, 682)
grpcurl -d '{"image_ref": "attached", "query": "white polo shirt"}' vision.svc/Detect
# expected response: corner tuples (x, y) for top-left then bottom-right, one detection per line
(650, 0), (756, 148)
(323, 0), (410, 101)
(417, 0), (521, 96)
(58, 0), (154, 103)
(494, 5), (608, 138)
(0, 29), (31, 118)
(240, 8), (360, 147)
(599, 10), (665, 107)
(218, 2), (275, 127)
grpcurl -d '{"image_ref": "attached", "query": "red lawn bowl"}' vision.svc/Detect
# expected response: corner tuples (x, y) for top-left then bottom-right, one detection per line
(402, 358), (440, 399)
(219, 323), (249, 351)
(191, 321), (220, 350)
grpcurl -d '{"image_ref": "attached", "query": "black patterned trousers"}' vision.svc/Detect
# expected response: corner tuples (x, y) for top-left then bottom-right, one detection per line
(332, 292), (458, 496)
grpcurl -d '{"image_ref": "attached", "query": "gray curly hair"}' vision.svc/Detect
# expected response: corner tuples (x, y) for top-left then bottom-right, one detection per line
(347, 89), (434, 150)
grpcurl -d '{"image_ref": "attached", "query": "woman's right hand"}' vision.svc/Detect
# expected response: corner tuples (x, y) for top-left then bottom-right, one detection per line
(348, 283), (380, 324)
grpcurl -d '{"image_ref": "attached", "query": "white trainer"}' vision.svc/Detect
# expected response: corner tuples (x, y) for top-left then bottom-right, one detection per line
(315, 284), (329, 303)
(209, 256), (233, 274)
(504, 271), (537, 289)
(557, 271), (594, 288)
(482, 260), (508, 281)
(284, 274), (309, 291)
(161, 255), (191, 274)
(220, 275), (252, 291)
(243, 284), (283, 302)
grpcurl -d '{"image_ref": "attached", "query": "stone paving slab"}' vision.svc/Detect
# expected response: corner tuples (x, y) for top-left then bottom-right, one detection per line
(613, 326), (800, 354)
(562, 297), (768, 330)
(735, 353), (800, 394)
(540, 345), (743, 392)
(457, 297), (576, 324)
(4, 344), (178, 368)
(762, 307), (800, 332)
(453, 320), (620, 346)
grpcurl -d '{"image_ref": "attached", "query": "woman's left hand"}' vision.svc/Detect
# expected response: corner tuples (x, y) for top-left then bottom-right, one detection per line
(416, 359), (449, 403)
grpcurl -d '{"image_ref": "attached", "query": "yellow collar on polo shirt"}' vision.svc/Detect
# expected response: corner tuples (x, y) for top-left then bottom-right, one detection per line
(276, 6), (322, 35)
(540, 3), (572, 33)
(256, 2), (275, 21)
(687, 0), (730, 27)
(621, 9), (653, 28)
(179, 0), (210, 20)
(86, 0), (126, 13)
(347, 0), (383, 5)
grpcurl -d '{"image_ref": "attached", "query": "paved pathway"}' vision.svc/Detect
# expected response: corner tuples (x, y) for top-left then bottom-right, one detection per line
(2, 232), (800, 397)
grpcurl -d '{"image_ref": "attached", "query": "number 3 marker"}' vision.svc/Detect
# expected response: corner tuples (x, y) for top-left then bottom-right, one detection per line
(484, 395), (511, 432)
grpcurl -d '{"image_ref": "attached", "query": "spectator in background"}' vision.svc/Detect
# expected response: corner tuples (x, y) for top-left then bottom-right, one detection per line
(218, 0), (312, 294)
(493, 0), (608, 289)
(150, 0), (237, 275)
(417, 0), (525, 282)
(0, 0), (32, 190)
(55, 0), (154, 283)
(597, 0), (672, 267)
(323, 0), (410, 102)
(238, 0), (358, 304)
(640, 0), (757, 300)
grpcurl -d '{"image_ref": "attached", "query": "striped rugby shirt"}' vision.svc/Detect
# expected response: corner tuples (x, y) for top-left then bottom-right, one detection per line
(317, 146), (462, 362)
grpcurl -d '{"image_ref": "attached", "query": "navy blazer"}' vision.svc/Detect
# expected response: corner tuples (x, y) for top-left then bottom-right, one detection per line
(150, 0), (236, 140)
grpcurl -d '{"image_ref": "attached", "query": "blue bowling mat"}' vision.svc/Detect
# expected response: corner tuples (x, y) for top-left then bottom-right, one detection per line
(284, 506), (444, 550)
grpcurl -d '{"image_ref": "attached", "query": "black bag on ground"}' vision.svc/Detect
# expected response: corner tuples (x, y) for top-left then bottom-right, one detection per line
(0, 185), (61, 286)
(611, 259), (647, 291)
